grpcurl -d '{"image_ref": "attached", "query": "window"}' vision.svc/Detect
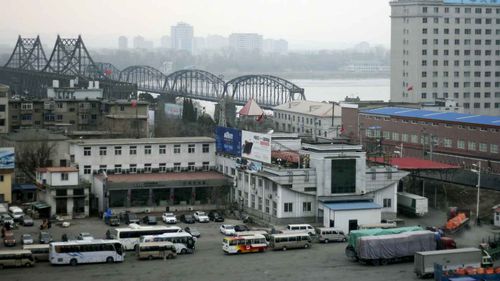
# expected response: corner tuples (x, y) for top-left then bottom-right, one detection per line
(83, 147), (91, 156)
(114, 164), (122, 174)
(468, 142), (476, 151)
(129, 164), (137, 173)
(99, 147), (107, 156)
(457, 140), (465, 149)
(144, 145), (151, 155)
(114, 146), (122, 155)
(188, 162), (195, 171)
(443, 138), (452, 148)
(83, 165), (91, 175)
(491, 144), (499, 154)
(479, 143), (488, 152)
(188, 144), (195, 153)
(157, 163), (165, 173)
(159, 145), (166, 154)
(383, 198), (392, 208)
(144, 164), (152, 173)
(174, 163), (181, 172)
(303, 202), (312, 212)
(202, 162), (210, 171)
(61, 173), (69, 181)
(202, 144), (209, 153)
(174, 144), (181, 154)
(129, 146), (137, 155)
(284, 203), (293, 213)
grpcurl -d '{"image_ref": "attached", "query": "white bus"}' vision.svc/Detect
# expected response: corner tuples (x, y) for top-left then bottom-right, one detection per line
(137, 242), (177, 260)
(49, 240), (124, 266)
(0, 250), (35, 269)
(269, 233), (312, 251)
(111, 224), (182, 250)
(140, 232), (196, 254)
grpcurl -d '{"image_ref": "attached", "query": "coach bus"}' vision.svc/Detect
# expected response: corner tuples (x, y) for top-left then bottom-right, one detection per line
(269, 233), (312, 251)
(49, 240), (124, 266)
(111, 225), (182, 250)
(140, 232), (195, 254)
(0, 250), (35, 269)
(222, 234), (268, 254)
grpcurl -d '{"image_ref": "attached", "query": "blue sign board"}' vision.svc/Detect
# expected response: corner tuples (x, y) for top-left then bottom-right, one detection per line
(0, 148), (15, 169)
(215, 126), (242, 156)
(443, 0), (500, 5)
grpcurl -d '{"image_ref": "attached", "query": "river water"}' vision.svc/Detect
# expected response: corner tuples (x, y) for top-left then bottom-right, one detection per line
(290, 78), (390, 102)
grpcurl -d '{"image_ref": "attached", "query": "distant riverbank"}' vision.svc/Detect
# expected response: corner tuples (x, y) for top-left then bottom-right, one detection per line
(221, 71), (389, 80)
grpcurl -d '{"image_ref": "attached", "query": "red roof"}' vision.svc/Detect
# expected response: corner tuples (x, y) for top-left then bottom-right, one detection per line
(106, 171), (226, 183)
(369, 157), (460, 170)
(239, 98), (264, 116)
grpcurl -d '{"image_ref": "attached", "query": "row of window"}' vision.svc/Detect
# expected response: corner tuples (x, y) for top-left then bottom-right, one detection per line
(365, 116), (499, 132)
(277, 122), (328, 137)
(275, 112), (322, 125)
(422, 16), (500, 24)
(83, 144), (210, 156)
(421, 49), (500, 56)
(239, 190), (278, 216)
(421, 59), (500, 67)
(417, 38), (500, 46)
(423, 27), (500, 35)
(83, 162), (212, 174)
(283, 202), (313, 213)
(367, 130), (499, 154)
(421, 81), (500, 89)
(422, 6), (500, 14)
(421, 70), (500, 79)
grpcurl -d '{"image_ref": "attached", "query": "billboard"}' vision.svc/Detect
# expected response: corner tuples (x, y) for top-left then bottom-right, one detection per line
(0, 147), (15, 169)
(444, 0), (500, 5)
(241, 131), (271, 164)
(215, 126), (242, 156)
(164, 103), (183, 118)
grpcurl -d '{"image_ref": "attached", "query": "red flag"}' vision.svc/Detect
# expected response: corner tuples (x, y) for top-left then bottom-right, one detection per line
(131, 100), (137, 108)
(340, 125), (345, 134)
(104, 69), (112, 76)
(407, 85), (413, 91)
(256, 113), (264, 123)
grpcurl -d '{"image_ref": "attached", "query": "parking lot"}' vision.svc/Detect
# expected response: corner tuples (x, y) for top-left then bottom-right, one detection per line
(1, 210), (498, 281)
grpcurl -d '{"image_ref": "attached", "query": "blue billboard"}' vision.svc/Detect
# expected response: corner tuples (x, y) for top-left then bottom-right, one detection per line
(443, 0), (500, 5)
(0, 148), (15, 169)
(215, 126), (242, 156)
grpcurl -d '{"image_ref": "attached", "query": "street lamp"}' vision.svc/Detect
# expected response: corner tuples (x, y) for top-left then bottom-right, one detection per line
(471, 161), (481, 226)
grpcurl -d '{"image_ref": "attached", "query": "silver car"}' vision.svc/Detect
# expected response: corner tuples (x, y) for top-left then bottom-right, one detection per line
(22, 233), (34, 245)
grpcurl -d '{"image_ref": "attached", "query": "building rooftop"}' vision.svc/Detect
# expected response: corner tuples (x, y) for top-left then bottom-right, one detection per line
(362, 107), (500, 127)
(2, 129), (69, 142)
(369, 157), (460, 170)
(273, 100), (341, 117)
(105, 171), (226, 183)
(69, 136), (214, 146)
(36, 167), (79, 173)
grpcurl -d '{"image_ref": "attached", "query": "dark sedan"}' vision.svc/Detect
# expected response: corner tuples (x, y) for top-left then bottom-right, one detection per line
(180, 214), (195, 224)
(142, 215), (158, 225)
(208, 211), (224, 222)
(184, 227), (201, 238)
(234, 225), (250, 232)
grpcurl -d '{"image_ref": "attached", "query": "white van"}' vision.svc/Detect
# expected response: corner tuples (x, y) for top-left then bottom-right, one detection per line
(8, 206), (24, 221)
(286, 224), (316, 235)
(316, 227), (346, 243)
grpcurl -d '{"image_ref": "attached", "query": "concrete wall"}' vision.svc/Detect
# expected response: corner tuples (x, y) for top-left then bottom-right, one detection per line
(322, 207), (381, 234)
(0, 172), (12, 203)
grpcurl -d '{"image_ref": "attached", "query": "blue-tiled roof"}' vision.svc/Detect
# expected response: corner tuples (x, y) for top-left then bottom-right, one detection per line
(12, 184), (37, 191)
(323, 201), (382, 211)
(362, 107), (500, 127)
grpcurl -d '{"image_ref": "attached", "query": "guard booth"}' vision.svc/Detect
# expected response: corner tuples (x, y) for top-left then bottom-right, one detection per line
(493, 205), (500, 227)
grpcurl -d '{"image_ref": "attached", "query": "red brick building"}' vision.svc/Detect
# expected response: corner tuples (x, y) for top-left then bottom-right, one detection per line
(342, 106), (500, 173)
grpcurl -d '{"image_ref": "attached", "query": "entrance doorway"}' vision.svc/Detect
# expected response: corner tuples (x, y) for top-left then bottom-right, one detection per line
(348, 219), (358, 233)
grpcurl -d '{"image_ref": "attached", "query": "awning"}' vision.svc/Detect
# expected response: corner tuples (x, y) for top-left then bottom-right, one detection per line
(12, 184), (37, 191)
(322, 201), (382, 211)
(32, 201), (51, 210)
(369, 157), (460, 170)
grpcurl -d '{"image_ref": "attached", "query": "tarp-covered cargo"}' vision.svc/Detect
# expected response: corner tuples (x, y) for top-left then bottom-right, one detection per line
(356, 230), (436, 260)
(347, 226), (423, 249)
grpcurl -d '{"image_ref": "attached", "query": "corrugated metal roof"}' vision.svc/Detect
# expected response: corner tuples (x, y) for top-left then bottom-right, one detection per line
(362, 107), (500, 127)
(323, 201), (382, 211)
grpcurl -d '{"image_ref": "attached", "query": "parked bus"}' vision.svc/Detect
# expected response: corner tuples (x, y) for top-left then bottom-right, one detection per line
(136, 242), (177, 260)
(23, 244), (50, 262)
(111, 225), (182, 250)
(140, 232), (195, 254)
(235, 230), (270, 241)
(269, 233), (312, 251)
(222, 234), (268, 254)
(0, 250), (35, 269)
(49, 240), (124, 266)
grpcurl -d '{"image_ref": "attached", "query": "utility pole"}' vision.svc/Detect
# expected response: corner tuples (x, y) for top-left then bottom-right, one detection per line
(429, 134), (433, 161)
(472, 161), (481, 225)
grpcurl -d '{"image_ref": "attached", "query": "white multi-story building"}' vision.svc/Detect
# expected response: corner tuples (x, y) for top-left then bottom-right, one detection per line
(118, 36), (128, 49)
(390, 0), (500, 116)
(229, 33), (263, 52)
(171, 22), (194, 53)
(36, 167), (90, 218)
(133, 35), (145, 49)
(0, 84), (9, 134)
(273, 100), (342, 139)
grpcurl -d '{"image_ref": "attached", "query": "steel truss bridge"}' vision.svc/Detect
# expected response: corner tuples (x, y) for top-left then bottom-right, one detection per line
(0, 35), (306, 108)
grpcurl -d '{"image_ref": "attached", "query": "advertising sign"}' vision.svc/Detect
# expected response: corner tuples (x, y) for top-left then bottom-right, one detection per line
(443, 0), (500, 5)
(241, 131), (271, 163)
(215, 126), (242, 156)
(164, 103), (183, 118)
(0, 147), (15, 169)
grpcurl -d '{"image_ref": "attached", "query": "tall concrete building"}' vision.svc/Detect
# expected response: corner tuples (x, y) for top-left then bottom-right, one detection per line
(171, 22), (193, 53)
(118, 36), (128, 49)
(390, 0), (500, 116)
(133, 36), (145, 49)
(0, 84), (9, 134)
(229, 33), (263, 52)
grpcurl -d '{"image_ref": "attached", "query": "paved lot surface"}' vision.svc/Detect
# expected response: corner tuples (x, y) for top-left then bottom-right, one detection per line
(1, 209), (498, 281)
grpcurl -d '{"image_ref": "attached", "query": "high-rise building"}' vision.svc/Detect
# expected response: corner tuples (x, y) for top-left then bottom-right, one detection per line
(263, 39), (288, 54)
(390, 0), (500, 116)
(118, 36), (128, 49)
(133, 35), (145, 49)
(171, 22), (193, 53)
(228, 33), (263, 52)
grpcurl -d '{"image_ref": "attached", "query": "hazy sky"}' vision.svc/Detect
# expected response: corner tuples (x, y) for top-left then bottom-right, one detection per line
(0, 0), (391, 49)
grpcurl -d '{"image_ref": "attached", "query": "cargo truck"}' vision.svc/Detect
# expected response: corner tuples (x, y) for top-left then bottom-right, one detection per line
(444, 208), (470, 234)
(397, 192), (428, 216)
(414, 247), (492, 278)
(346, 229), (456, 266)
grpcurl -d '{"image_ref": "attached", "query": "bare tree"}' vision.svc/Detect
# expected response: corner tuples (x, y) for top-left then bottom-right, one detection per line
(16, 141), (56, 182)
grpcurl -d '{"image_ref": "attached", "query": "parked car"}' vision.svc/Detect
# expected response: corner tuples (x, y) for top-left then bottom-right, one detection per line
(0, 214), (14, 226)
(21, 216), (34, 226)
(122, 212), (140, 225)
(162, 213), (177, 224)
(3, 230), (16, 246)
(108, 215), (120, 226)
(235, 225), (250, 232)
(21, 233), (34, 245)
(142, 215), (158, 225)
(220, 224), (236, 236)
(180, 214), (195, 224)
(8, 206), (25, 222)
(208, 211), (224, 222)
(39, 231), (53, 244)
(193, 211), (209, 223)
(77, 232), (94, 241)
(184, 227), (201, 238)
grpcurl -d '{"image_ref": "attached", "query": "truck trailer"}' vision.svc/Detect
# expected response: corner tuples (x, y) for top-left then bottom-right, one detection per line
(397, 192), (428, 216)
(414, 247), (490, 278)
